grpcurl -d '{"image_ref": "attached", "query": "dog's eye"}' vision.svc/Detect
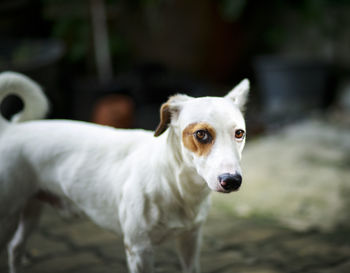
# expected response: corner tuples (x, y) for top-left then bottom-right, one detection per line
(194, 130), (212, 144)
(235, 129), (245, 140)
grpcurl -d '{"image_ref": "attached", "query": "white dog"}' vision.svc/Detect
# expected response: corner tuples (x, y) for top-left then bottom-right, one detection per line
(0, 72), (249, 273)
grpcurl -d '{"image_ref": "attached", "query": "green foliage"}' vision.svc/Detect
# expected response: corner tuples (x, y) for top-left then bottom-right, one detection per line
(42, 0), (91, 64)
(52, 17), (90, 63)
(218, 0), (247, 22)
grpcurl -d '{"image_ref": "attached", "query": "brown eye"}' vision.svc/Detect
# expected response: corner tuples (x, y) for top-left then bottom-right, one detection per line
(194, 130), (212, 144)
(235, 129), (245, 140)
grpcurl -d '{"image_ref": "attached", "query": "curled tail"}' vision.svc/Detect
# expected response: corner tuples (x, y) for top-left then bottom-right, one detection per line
(0, 71), (49, 128)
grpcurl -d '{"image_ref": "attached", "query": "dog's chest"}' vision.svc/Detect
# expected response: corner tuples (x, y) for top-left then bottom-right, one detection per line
(148, 196), (210, 245)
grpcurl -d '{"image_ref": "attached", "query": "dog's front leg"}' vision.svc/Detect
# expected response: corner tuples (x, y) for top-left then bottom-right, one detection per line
(124, 239), (154, 273)
(176, 225), (202, 273)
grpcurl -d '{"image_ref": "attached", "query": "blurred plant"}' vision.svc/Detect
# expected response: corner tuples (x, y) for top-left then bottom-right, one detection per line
(42, 0), (90, 63)
(259, 0), (350, 62)
(218, 0), (247, 22)
(42, 0), (250, 64)
(41, 0), (130, 74)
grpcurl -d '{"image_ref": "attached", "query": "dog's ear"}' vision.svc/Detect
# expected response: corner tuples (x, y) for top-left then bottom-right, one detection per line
(225, 79), (250, 111)
(154, 94), (191, 137)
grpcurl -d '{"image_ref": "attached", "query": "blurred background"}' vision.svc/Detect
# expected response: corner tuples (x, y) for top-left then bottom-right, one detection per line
(1, 1), (350, 272)
(1, 0), (350, 131)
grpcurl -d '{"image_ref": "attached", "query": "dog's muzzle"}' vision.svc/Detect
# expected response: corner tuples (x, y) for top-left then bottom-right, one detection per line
(218, 173), (242, 192)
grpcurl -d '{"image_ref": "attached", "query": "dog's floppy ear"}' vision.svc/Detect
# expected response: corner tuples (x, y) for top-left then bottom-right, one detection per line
(154, 94), (191, 137)
(225, 79), (250, 111)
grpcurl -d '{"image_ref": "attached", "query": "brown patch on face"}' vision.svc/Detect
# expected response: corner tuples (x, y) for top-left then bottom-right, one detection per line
(182, 122), (216, 156)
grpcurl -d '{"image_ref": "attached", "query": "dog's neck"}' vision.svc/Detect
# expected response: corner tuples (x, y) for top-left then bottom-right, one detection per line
(155, 129), (211, 211)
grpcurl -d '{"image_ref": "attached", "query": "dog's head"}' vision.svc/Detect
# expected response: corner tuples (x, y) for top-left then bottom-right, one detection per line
(154, 79), (249, 193)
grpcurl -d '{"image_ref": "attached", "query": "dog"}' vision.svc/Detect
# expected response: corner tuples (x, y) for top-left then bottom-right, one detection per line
(0, 72), (249, 273)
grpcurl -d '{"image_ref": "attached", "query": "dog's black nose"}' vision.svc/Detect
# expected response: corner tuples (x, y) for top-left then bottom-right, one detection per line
(218, 173), (242, 191)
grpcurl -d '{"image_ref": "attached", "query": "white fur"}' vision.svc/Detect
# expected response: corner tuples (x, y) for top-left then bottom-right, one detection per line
(0, 72), (249, 273)
(0, 72), (49, 125)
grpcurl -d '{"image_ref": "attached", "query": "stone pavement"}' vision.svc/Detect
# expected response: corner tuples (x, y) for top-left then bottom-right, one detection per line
(1, 205), (350, 273)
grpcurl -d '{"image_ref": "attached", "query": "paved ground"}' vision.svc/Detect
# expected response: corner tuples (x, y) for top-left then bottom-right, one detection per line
(1, 120), (350, 273)
(0, 206), (350, 273)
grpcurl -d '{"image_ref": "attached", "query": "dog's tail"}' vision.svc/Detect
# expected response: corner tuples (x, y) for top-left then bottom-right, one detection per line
(0, 71), (49, 129)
